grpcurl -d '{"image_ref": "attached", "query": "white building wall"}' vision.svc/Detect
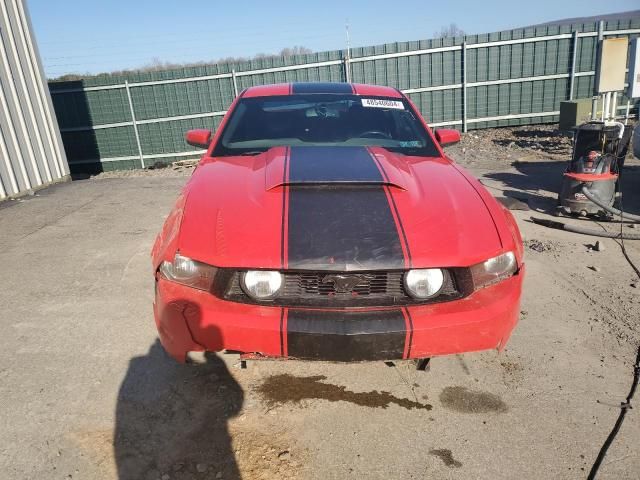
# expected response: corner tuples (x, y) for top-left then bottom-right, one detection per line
(0, 0), (69, 200)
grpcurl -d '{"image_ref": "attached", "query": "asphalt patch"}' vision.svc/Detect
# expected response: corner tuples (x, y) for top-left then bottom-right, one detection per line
(439, 386), (508, 413)
(257, 374), (432, 410)
(429, 449), (462, 468)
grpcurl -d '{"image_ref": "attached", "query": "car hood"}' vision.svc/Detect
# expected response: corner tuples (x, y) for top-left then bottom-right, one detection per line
(177, 146), (505, 271)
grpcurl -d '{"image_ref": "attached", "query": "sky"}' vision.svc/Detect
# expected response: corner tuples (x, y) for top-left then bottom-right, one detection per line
(28, 0), (640, 78)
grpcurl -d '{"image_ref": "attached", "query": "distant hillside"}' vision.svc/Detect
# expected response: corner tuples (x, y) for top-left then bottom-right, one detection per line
(531, 9), (640, 27)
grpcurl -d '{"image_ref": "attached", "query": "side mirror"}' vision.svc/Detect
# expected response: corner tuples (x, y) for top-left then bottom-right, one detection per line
(435, 129), (461, 147)
(185, 129), (212, 149)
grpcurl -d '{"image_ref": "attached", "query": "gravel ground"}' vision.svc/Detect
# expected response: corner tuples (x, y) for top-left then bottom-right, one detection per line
(450, 124), (574, 164)
(91, 160), (198, 179)
(1, 125), (639, 480)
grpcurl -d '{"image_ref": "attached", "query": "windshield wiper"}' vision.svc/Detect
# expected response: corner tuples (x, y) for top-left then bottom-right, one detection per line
(238, 150), (267, 156)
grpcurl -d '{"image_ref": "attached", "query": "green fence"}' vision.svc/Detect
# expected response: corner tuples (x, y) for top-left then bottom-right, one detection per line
(48, 17), (640, 172)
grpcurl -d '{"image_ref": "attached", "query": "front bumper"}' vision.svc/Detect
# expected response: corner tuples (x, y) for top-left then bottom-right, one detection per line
(154, 267), (524, 363)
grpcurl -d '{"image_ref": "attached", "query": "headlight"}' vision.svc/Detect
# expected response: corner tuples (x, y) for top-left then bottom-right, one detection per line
(159, 253), (217, 290)
(241, 270), (283, 299)
(470, 252), (517, 289)
(404, 268), (444, 299)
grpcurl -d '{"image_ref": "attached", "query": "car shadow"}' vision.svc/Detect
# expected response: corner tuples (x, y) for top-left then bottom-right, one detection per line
(114, 337), (243, 480)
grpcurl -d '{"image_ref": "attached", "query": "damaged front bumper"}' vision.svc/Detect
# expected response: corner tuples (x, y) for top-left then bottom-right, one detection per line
(153, 267), (524, 363)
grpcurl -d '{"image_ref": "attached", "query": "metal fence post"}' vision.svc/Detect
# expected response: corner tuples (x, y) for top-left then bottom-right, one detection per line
(568, 31), (578, 100)
(598, 20), (604, 40)
(344, 56), (351, 83)
(231, 69), (238, 98)
(462, 41), (467, 133)
(125, 80), (144, 168)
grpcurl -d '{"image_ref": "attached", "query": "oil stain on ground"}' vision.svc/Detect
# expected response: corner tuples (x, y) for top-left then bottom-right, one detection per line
(257, 374), (432, 410)
(439, 386), (508, 413)
(430, 449), (462, 468)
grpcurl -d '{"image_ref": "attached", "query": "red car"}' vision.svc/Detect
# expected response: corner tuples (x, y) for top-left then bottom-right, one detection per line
(152, 82), (524, 364)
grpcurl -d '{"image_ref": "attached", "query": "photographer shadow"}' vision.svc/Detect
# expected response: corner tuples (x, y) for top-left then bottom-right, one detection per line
(114, 338), (243, 480)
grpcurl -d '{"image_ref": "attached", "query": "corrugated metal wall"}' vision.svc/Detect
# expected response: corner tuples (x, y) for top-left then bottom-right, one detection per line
(0, 0), (69, 200)
(47, 17), (640, 173)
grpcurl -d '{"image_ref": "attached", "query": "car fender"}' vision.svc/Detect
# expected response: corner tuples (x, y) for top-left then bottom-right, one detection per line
(501, 206), (524, 266)
(151, 190), (189, 271)
(449, 161), (522, 255)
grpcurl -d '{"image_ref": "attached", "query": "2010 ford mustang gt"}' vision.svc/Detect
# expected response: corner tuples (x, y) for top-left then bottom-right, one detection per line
(152, 82), (524, 364)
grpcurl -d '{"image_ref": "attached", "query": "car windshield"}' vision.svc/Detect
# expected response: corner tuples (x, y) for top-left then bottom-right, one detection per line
(212, 94), (440, 157)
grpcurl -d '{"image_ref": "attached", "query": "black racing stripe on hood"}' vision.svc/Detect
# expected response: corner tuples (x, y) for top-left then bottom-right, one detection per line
(290, 82), (354, 94)
(287, 309), (406, 361)
(368, 150), (413, 267)
(286, 147), (404, 270)
(288, 146), (382, 183)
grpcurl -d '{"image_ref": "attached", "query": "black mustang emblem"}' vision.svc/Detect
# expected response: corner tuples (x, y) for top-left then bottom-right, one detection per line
(322, 274), (367, 293)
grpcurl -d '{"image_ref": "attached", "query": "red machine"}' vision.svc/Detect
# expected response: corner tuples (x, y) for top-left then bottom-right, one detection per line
(557, 122), (626, 217)
(151, 82), (524, 365)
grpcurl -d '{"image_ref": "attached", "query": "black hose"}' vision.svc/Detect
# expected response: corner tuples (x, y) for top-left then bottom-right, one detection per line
(530, 217), (640, 240)
(581, 186), (640, 223)
(587, 345), (640, 480)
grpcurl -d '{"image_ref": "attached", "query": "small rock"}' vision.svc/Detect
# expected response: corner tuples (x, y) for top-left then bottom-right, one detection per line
(215, 472), (223, 479)
(172, 463), (184, 472)
(594, 241), (604, 252)
(588, 266), (601, 272)
(161, 475), (170, 480)
(196, 463), (208, 473)
(525, 239), (555, 253)
(278, 450), (291, 461)
(631, 283), (637, 288)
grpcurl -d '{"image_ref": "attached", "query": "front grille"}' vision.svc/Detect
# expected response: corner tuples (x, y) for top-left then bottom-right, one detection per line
(284, 271), (405, 297)
(221, 269), (464, 307)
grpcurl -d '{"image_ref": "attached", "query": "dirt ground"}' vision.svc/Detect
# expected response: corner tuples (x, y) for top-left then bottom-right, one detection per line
(1, 125), (639, 480)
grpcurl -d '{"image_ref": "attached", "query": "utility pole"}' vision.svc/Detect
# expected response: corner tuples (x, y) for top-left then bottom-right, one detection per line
(346, 20), (351, 58)
(344, 20), (352, 83)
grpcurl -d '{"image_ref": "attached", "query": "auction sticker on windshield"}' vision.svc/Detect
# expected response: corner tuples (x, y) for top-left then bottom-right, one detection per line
(361, 98), (405, 109)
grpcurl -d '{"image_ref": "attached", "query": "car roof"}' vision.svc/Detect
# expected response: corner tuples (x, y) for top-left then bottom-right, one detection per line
(241, 82), (403, 99)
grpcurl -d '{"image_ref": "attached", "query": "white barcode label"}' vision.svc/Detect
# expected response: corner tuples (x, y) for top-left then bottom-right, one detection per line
(361, 98), (405, 109)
